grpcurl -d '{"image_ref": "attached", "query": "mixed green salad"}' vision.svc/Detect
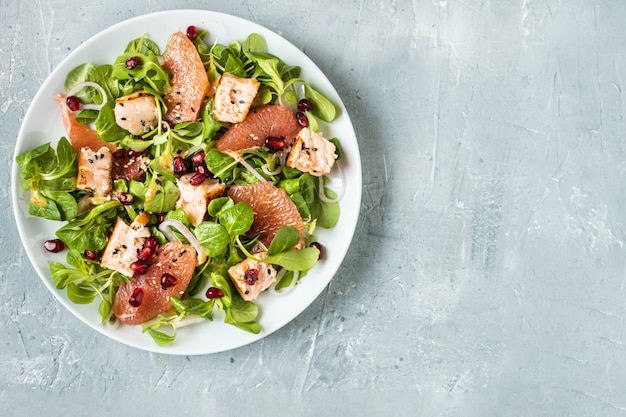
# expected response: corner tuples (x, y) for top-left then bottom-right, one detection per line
(15, 26), (343, 346)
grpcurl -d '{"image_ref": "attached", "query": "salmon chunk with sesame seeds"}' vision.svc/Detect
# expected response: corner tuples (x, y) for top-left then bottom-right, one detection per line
(114, 91), (159, 136)
(286, 128), (337, 176)
(76, 146), (113, 197)
(212, 73), (260, 123)
(228, 252), (277, 301)
(100, 218), (151, 277)
(175, 173), (226, 227)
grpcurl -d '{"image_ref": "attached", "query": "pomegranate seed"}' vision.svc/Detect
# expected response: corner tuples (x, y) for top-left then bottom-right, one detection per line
(186, 25), (198, 41)
(189, 172), (205, 186)
(144, 236), (158, 251)
(128, 149), (146, 158)
(116, 192), (134, 205)
(194, 164), (208, 176)
(65, 95), (80, 112)
(137, 246), (152, 261)
(192, 151), (205, 165)
(137, 237), (157, 261)
(265, 136), (285, 152)
(156, 213), (166, 225)
(205, 287), (224, 299)
(129, 288), (144, 307)
(296, 111), (309, 127)
(297, 98), (314, 112)
(245, 269), (259, 285)
(84, 250), (98, 260)
(130, 260), (149, 275)
(43, 239), (65, 253)
(172, 156), (188, 175)
(112, 148), (127, 159)
(125, 56), (140, 70)
(160, 273), (178, 290)
(310, 241), (324, 260)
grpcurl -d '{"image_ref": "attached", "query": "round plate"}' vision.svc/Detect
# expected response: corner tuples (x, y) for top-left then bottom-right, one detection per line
(11, 10), (361, 355)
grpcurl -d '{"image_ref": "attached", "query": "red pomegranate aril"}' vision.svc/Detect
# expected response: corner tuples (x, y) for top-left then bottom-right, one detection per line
(112, 148), (127, 159)
(205, 287), (224, 299)
(310, 241), (324, 260)
(297, 98), (314, 112)
(129, 288), (144, 307)
(144, 236), (158, 251)
(265, 136), (285, 152)
(84, 250), (98, 260)
(186, 25), (198, 41)
(125, 56), (140, 70)
(245, 268), (259, 285)
(189, 172), (205, 186)
(296, 111), (309, 127)
(44, 239), (65, 253)
(116, 192), (134, 205)
(192, 151), (205, 165)
(130, 260), (149, 275)
(156, 213), (166, 225)
(128, 149), (146, 158)
(172, 156), (188, 175)
(194, 164), (208, 176)
(65, 95), (80, 112)
(137, 246), (152, 261)
(160, 273), (178, 290)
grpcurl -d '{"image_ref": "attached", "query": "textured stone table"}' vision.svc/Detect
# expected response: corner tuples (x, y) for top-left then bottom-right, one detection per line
(2, 0), (626, 415)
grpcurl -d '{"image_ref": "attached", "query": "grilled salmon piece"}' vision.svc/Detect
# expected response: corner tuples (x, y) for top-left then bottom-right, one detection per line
(215, 104), (300, 152)
(76, 146), (113, 197)
(112, 241), (197, 325)
(228, 252), (277, 301)
(100, 218), (151, 277)
(162, 31), (209, 124)
(114, 91), (159, 135)
(175, 173), (226, 227)
(111, 153), (150, 181)
(286, 128), (337, 176)
(212, 73), (260, 123)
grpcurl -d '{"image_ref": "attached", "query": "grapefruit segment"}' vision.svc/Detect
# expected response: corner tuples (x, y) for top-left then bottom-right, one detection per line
(215, 104), (301, 152)
(112, 241), (197, 325)
(227, 181), (305, 249)
(55, 94), (116, 153)
(162, 31), (209, 124)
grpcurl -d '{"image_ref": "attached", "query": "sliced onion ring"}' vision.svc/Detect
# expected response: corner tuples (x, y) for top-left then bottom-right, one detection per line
(317, 174), (341, 204)
(66, 81), (108, 112)
(226, 151), (267, 183)
(158, 219), (207, 264)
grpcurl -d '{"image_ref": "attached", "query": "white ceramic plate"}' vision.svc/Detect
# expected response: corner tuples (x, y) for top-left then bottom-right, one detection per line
(11, 10), (361, 355)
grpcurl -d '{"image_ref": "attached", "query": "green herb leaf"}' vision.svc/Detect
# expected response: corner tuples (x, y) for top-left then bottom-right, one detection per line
(264, 247), (319, 271)
(267, 226), (300, 255)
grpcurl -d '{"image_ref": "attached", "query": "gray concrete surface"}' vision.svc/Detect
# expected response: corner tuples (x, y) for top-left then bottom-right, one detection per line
(2, 0), (626, 415)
